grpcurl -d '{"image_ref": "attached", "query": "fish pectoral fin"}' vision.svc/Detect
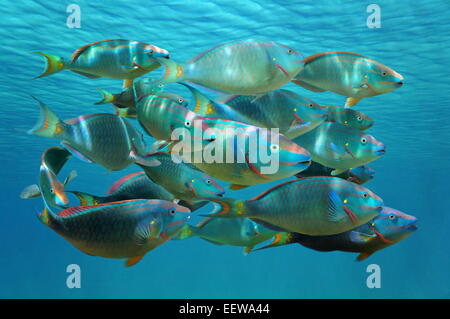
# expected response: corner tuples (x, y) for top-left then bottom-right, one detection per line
(63, 170), (78, 185)
(61, 142), (94, 163)
(123, 79), (134, 89)
(70, 70), (101, 79)
(349, 231), (376, 244)
(356, 251), (374, 262)
(327, 190), (344, 222)
(291, 79), (326, 92)
(243, 245), (254, 255)
(344, 97), (361, 108)
(331, 168), (347, 176)
(250, 94), (264, 103)
(125, 255), (144, 267)
(229, 184), (249, 190)
(20, 184), (41, 199)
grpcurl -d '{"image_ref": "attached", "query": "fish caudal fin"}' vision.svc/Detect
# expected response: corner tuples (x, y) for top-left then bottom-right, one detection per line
(344, 97), (361, 108)
(95, 89), (115, 105)
(200, 197), (248, 218)
(155, 57), (184, 84)
(28, 96), (65, 138)
(32, 52), (66, 79)
(20, 184), (41, 199)
(68, 191), (100, 206)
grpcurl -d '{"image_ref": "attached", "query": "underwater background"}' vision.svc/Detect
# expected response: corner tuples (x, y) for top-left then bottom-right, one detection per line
(0, 0), (449, 298)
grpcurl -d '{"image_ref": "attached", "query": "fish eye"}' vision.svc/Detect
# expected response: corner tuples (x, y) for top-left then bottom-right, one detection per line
(178, 98), (184, 104)
(357, 116), (362, 121)
(50, 188), (54, 194)
(168, 208), (176, 215)
(158, 84), (164, 88)
(270, 144), (280, 152)
(361, 137), (367, 144)
(287, 49), (293, 54)
(389, 215), (396, 220)
(362, 193), (369, 199)
(308, 103), (313, 108)
(205, 179), (212, 184)
(185, 120), (192, 127)
(382, 72), (387, 77)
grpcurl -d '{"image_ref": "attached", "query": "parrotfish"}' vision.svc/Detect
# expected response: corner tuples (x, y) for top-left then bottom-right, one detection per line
(34, 39), (170, 88)
(291, 51), (404, 107)
(136, 92), (196, 140)
(323, 106), (374, 130)
(37, 147), (74, 209)
(184, 84), (326, 139)
(176, 217), (278, 254)
(38, 199), (190, 267)
(154, 39), (304, 95)
(257, 206), (418, 261)
(95, 78), (165, 118)
(69, 171), (208, 212)
(28, 96), (158, 171)
(204, 177), (383, 236)
(182, 117), (311, 189)
(296, 162), (375, 185)
(293, 122), (385, 175)
(134, 151), (225, 202)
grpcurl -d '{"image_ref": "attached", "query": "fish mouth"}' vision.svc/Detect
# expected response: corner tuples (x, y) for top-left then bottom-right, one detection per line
(376, 149), (386, 156)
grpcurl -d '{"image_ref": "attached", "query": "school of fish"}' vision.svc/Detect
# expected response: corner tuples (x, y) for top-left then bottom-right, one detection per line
(22, 38), (417, 266)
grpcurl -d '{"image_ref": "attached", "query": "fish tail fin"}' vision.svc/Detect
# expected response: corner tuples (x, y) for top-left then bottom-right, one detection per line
(20, 184), (41, 199)
(200, 197), (249, 218)
(253, 233), (294, 252)
(95, 88), (115, 105)
(173, 224), (197, 240)
(28, 96), (66, 138)
(32, 52), (66, 79)
(68, 191), (101, 206)
(155, 57), (184, 84)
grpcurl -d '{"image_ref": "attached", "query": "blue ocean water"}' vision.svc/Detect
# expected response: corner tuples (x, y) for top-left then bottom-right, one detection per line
(0, 0), (449, 299)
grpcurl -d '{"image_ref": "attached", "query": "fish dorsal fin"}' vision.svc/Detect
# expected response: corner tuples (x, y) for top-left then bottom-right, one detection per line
(58, 205), (91, 217)
(303, 51), (366, 64)
(108, 172), (144, 195)
(71, 39), (129, 62)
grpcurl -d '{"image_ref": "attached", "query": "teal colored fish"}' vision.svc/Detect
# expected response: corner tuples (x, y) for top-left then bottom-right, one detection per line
(34, 39), (170, 88)
(176, 217), (278, 254)
(154, 39), (304, 95)
(38, 199), (190, 267)
(323, 106), (374, 130)
(185, 84), (326, 138)
(134, 151), (225, 202)
(28, 96), (158, 171)
(296, 162), (375, 185)
(37, 147), (74, 209)
(204, 177), (383, 236)
(256, 206), (417, 261)
(293, 122), (385, 175)
(69, 171), (207, 212)
(95, 78), (165, 118)
(181, 117), (311, 189)
(292, 51), (404, 107)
